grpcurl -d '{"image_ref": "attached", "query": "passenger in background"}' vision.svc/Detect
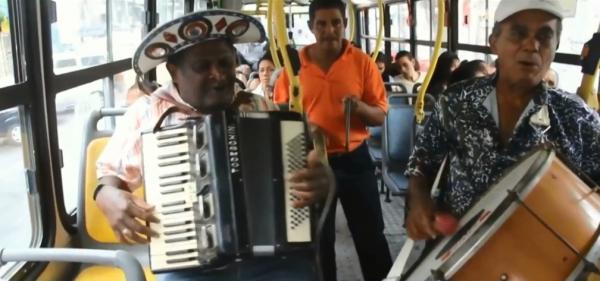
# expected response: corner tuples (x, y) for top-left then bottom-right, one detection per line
(274, 0), (392, 280)
(235, 64), (251, 86)
(543, 68), (559, 88)
(448, 59), (490, 85)
(426, 51), (460, 97)
(393, 50), (424, 93)
(251, 52), (277, 98)
(372, 52), (395, 92)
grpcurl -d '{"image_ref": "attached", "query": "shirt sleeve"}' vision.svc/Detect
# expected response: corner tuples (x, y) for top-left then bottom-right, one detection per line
(96, 99), (148, 191)
(273, 70), (290, 104)
(578, 108), (600, 183)
(406, 95), (450, 177)
(362, 58), (388, 113)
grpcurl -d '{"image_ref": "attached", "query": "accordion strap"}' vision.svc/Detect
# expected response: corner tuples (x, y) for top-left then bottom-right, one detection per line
(153, 106), (185, 133)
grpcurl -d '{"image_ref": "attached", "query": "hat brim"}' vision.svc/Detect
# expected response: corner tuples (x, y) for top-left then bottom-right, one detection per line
(133, 9), (266, 76)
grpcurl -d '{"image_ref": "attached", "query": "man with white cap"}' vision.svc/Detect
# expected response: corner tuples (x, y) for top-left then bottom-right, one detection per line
(94, 9), (329, 280)
(405, 0), (600, 240)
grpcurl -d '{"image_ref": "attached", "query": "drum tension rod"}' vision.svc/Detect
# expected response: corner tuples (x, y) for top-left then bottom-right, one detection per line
(507, 190), (600, 274)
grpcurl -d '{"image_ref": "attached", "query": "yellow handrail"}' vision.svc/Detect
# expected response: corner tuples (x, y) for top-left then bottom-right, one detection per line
(267, 0), (282, 68)
(415, 0), (444, 124)
(370, 0), (384, 61)
(347, 1), (356, 42)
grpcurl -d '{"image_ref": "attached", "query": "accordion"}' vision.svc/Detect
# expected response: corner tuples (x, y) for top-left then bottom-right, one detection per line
(141, 110), (315, 273)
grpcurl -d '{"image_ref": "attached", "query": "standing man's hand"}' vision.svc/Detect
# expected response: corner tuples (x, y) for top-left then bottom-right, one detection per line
(95, 185), (159, 244)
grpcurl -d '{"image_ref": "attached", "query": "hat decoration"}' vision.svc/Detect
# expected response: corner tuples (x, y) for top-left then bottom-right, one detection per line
(133, 9), (266, 76)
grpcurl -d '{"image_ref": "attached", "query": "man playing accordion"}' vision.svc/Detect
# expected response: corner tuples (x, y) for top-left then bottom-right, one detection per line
(94, 9), (332, 281)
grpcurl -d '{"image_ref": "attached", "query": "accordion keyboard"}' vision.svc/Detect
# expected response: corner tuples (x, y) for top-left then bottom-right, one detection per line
(142, 125), (216, 271)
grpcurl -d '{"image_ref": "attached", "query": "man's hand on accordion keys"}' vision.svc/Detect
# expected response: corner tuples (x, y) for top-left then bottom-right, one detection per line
(287, 150), (334, 208)
(95, 183), (160, 244)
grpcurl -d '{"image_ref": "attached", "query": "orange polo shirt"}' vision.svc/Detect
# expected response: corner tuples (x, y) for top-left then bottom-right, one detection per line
(274, 41), (388, 154)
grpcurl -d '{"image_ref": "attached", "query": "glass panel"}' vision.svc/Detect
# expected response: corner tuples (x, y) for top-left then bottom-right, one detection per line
(416, 45), (431, 72)
(0, 0), (14, 87)
(368, 8), (377, 36)
(551, 62), (583, 94)
(56, 80), (106, 212)
(458, 0), (490, 45)
(394, 3), (410, 40)
(291, 13), (314, 48)
(557, 0), (599, 55)
(0, 107), (33, 275)
(52, 0), (108, 74)
(457, 50), (497, 68)
(157, 0), (185, 24)
(415, 0), (431, 40)
(110, 0), (145, 61)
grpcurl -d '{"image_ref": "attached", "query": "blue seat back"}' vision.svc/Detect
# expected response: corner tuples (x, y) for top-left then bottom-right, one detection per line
(383, 104), (415, 165)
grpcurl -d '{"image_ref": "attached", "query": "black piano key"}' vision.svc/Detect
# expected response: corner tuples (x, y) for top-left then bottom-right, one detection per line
(163, 220), (192, 228)
(164, 228), (194, 236)
(158, 159), (188, 167)
(160, 187), (185, 195)
(161, 207), (191, 216)
(165, 235), (196, 243)
(166, 256), (198, 264)
(161, 200), (186, 208)
(157, 139), (188, 148)
(165, 249), (198, 256)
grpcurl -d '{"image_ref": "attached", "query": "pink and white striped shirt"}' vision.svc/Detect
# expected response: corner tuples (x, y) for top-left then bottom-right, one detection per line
(96, 82), (277, 191)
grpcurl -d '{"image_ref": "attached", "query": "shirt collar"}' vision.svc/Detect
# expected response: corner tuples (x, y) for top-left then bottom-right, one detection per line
(300, 39), (353, 67)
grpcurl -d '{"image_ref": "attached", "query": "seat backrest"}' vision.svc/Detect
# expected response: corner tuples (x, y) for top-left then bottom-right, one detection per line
(383, 104), (415, 166)
(77, 108), (147, 245)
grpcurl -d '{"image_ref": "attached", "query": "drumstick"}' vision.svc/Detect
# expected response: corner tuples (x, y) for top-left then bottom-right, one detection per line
(384, 238), (415, 281)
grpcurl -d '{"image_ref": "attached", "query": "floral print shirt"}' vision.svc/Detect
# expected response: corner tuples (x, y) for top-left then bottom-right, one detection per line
(407, 75), (600, 216)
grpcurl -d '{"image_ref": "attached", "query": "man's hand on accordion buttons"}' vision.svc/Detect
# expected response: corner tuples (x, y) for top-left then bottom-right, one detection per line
(288, 150), (333, 208)
(95, 185), (160, 244)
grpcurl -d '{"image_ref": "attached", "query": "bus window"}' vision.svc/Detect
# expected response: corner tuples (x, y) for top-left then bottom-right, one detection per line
(292, 13), (315, 48)
(110, 0), (145, 61)
(51, 0), (108, 74)
(551, 62), (585, 94)
(56, 79), (105, 212)
(157, 0), (185, 24)
(557, 0), (599, 55)
(458, 0), (488, 46)
(0, 107), (38, 276)
(390, 3), (410, 40)
(0, 0), (14, 87)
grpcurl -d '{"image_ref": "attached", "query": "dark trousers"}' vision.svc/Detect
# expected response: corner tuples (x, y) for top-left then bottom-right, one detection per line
(321, 143), (392, 281)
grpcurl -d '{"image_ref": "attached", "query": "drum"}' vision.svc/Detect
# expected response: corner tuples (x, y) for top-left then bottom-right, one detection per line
(403, 149), (600, 281)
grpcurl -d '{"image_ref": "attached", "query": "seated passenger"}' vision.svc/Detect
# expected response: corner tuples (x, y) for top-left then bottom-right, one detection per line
(543, 68), (559, 88)
(95, 9), (332, 281)
(393, 50), (424, 93)
(372, 52), (395, 92)
(425, 51), (460, 98)
(251, 52), (276, 97)
(447, 59), (490, 85)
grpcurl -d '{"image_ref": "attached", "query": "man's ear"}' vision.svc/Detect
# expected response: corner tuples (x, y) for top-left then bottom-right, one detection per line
(489, 35), (498, 54)
(166, 63), (178, 81)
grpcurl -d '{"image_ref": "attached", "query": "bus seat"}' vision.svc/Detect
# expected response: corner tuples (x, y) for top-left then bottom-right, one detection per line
(76, 108), (156, 281)
(75, 266), (156, 281)
(381, 103), (414, 202)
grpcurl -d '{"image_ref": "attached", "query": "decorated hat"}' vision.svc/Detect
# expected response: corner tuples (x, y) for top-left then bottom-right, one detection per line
(133, 9), (266, 76)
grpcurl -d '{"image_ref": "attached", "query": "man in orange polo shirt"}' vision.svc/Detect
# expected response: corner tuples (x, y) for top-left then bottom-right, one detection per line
(273, 0), (391, 280)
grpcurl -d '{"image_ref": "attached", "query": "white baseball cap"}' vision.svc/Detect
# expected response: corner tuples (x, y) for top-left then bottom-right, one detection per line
(494, 0), (564, 23)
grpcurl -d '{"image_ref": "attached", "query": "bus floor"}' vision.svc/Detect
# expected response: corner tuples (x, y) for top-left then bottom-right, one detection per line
(335, 193), (425, 281)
